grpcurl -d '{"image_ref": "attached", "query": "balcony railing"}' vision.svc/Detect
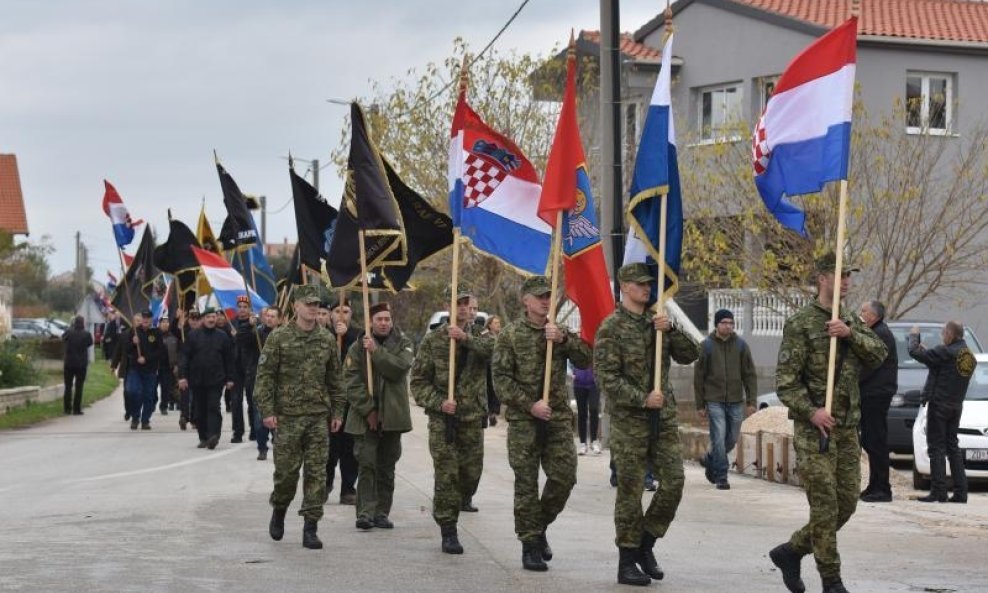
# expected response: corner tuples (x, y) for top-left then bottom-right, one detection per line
(708, 289), (809, 337)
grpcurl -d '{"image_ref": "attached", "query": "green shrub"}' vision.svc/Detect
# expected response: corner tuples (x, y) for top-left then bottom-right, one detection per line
(0, 340), (42, 388)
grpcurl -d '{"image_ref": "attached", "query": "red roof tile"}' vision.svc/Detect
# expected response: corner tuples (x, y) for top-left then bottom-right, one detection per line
(581, 30), (663, 62)
(732, 0), (988, 44)
(0, 155), (29, 236)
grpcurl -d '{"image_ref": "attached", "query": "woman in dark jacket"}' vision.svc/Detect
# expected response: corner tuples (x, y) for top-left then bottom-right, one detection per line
(62, 316), (94, 415)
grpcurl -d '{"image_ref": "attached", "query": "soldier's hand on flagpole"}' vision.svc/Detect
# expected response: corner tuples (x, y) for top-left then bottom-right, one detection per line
(530, 400), (552, 421)
(263, 415), (278, 430)
(448, 325), (467, 341)
(645, 389), (665, 409)
(825, 319), (851, 339)
(653, 315), (672, 333)
(441, 400), (457, 415)
(362, 335), (377, 353)
(178, 379), (189, 391)
(810, 407), (835, 437)
(544, 324), (565, 344)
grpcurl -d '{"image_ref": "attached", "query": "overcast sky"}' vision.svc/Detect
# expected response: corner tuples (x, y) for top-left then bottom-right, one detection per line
(1, 0), (666, 277)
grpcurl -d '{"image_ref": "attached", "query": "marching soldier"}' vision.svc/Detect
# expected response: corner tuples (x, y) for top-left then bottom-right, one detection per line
(769, 253), (886, 593)
(343, 301), (414, 531)
(254, 285), (344, 550)
(594, 263), (699, 586)
(410, 287), (494, 554)
(492, 276), (591, 571)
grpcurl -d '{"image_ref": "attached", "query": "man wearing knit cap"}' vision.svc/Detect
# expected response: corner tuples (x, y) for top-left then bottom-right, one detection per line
(694, 308), (757, 490)
(343, 300), (414, 530)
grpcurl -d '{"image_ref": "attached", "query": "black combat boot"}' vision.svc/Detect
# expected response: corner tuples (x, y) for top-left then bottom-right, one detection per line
(268, 508), (286, 541)
(617, 547), (651, 586)
(538, 530), (553, 561)
(440, 524), (464, 554)
(769, 543), (806, 593)
(822, 578), (850, 593)
(638, 531), (664, 580)
(302, 519), (323, 549)
(521, 542), (548, 571)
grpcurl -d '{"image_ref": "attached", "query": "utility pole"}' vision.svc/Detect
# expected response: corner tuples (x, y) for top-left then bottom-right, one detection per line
(312, 159), (320, 191)
(600, 0), (623, 300)
(260, 195), (267, 245)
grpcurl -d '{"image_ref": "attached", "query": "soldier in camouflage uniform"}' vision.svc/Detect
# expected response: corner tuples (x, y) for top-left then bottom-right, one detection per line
(769, 253), (887, 593)
(410, 287), (494, 555)
(492, 276), (592, 572)
(254, 285), (344, 550)
(343, 301), (414, 531)
(594, 263), (699, 586)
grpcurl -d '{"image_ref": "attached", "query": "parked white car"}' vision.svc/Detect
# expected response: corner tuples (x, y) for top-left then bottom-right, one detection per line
(912, 353), (988, 489)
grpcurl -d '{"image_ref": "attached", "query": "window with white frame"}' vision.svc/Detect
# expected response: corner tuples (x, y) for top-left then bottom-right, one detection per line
(759, 76), (779, 113)
(698, 83), (743, 141)
(905, 72), (954, 134)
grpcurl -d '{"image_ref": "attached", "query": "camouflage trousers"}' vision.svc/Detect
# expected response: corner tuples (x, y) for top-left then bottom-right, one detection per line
(789, 422), (860, 581)
(611, 412), (684, 548)
(270, 415), (329, 521)
(428, 415), (484, 527)
(354, 430), (403, 520)
(506, 417), (577, 543)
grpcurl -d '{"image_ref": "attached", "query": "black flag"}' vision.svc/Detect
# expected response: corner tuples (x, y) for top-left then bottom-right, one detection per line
(369, 159), (453, 291)
(112, 226), (161, 320)
(216, 162), (259, 250)
(153, 215), (201, 303)
(290, 163), (338, 271)
(326, 102), (405, 288)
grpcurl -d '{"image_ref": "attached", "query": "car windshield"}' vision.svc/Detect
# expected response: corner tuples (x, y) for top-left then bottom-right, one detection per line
(889, 324), (984, 368)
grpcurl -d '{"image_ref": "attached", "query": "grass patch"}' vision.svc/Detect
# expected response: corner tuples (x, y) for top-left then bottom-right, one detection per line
(0, 364), (119, 430)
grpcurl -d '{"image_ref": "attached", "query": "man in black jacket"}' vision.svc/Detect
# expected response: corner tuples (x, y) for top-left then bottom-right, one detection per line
(102, 309), (120, 361)
(231, 296), (261, 444)
(179, 308), (235, 450)
(326, 296), (360, 504)
(857, 301), (898, 502)
(122, 310), (164, 430)
(909, 321), (976, 503)
(253, 306), (281, 460)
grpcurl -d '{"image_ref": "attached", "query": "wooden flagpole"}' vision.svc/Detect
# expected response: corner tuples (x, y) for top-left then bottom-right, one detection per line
(447, 229), (462, 404)
(653, 196), (669, 394)
(358, 230), (375, 397)
(540, 211), (565, 403)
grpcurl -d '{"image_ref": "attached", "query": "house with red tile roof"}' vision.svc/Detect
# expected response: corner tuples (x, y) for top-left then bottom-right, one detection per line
(0, 155), (30, 237)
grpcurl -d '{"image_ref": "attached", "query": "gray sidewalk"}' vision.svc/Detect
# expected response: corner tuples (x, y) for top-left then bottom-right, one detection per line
(0, 387), (985, 593)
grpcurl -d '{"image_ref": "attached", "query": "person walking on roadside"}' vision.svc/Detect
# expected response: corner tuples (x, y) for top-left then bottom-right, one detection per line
(178, 308), (235, 449)
(909, 321), (976, 504)
(857, 300), (897, 503)
(62, 316), (93, 415)
(694, 308), (757, 490)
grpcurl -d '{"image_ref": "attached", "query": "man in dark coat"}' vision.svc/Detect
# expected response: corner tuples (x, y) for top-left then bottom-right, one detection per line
(179, 308), (235, 449)
(857, 300), (898, 502)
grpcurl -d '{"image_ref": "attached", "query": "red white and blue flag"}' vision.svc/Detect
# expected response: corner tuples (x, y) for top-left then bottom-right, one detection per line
(448, 89), (550, 275)
(538, 41), (614, 344)
(753, 17), (857, 236)
(191, 247), (268, 313)
(101, 180), (144, 248)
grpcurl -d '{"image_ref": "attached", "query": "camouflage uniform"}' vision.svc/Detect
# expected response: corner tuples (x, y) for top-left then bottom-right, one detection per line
(411, 320), (494, 527)
(776, 300), (886, 582)
(595, 302), (699, 549)
(492, 283), (592, 545)
(254, 301), (343, 523)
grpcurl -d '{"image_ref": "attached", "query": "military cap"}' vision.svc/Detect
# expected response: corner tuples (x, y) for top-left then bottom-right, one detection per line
(445, 283), (474, 302)
(293, 285), (321, 304)
(188, 309), (201, 319)
(201, 306), (218, 316)
(369, 301), (391, 317)
(814, 252), (860, 274)
(521, 276), (551, 296)
(617, 263), (653, 284)
(140, 309), (153, 318)
(328, 296), (350, 310)
(317, 300), (331, 310)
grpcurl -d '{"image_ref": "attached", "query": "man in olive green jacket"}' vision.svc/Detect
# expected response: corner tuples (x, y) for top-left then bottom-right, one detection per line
(344, 301), (414, 530)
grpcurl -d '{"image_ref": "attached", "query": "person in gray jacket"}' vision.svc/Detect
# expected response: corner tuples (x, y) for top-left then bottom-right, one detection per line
(694, 309), (757, 490)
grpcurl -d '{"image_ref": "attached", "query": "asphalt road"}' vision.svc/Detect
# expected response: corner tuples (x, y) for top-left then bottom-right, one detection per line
(1, 387), (986, 593)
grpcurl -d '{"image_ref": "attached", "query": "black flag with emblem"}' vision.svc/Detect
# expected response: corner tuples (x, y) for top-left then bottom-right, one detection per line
(217, 162), (259, 250)
(326, 102), (405, 288)
(153, 214), (201, 309)
(368, 159), (452, 291)
(112, 226), (161, 320)
(290, 162), (338, 272)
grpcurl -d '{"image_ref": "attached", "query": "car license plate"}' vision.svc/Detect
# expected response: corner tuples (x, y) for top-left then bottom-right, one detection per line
(965, 449), (988, 461)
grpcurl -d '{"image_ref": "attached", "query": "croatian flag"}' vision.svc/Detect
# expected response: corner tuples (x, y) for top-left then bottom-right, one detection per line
(106, 271), (118, 294)
(753, 17), (858, 236)
(101, 180), (144, 248)
(191, 246), (268, 313)
(625, 31), (683, 302)
(448, 91), (550, 275)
